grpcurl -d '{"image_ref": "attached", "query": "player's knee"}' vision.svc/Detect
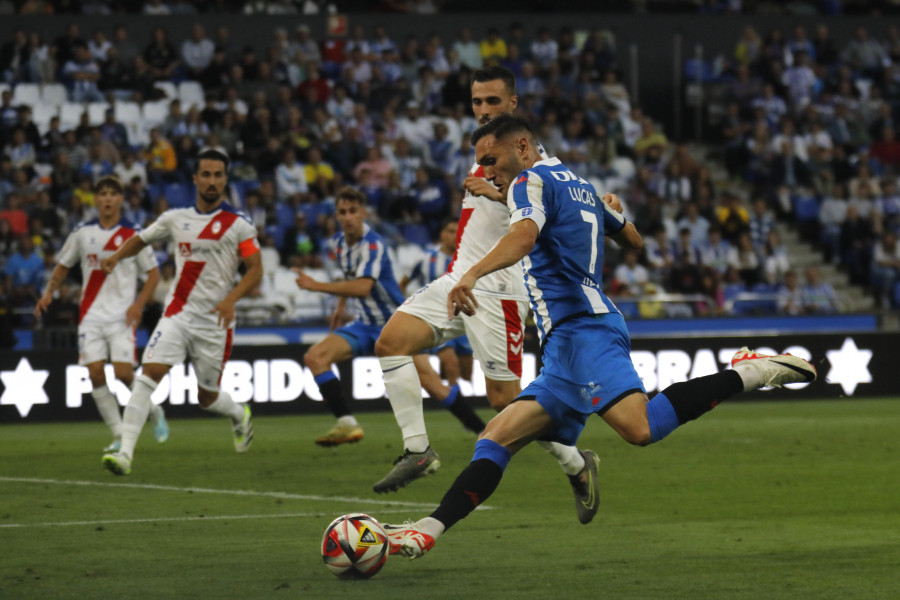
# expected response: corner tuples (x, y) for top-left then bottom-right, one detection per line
(373, 335), (395, 358)
(619, 422), (653, 447)
(197, 387), (218, 407)
(303, 348), (323, 371)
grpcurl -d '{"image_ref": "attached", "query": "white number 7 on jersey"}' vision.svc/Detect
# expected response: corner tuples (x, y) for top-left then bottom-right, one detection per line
(580, 209), (598, 274)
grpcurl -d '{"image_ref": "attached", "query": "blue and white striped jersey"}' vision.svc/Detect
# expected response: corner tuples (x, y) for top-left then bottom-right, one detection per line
(508, 157), (626, 343)
(330, 224), (405, 326)
(407, 246), (452, 290)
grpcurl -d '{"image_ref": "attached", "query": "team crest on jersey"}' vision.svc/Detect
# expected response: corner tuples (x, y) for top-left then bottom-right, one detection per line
(86, 254), (99, 268)
(113, 235), (123, 247)
(212, 221), (222, 235)
(179, 242), (192, 257)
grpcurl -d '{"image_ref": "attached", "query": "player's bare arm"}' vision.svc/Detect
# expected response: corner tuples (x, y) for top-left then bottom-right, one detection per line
(34, 264), (70, 316)
(463, 175), (504, 202)
(448, 219), (539, 318)
(293, 267), (375, 298)
(101, 235), (149, 274)
(329, 296), (349, 332)
(213, 249), (263, 328)
(126, 266), (160, 328)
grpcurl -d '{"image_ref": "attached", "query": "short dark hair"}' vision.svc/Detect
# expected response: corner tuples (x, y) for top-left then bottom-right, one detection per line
(335, 185), (367, 206)
(194, 148), (230, 173)
(94, 175), (123, 195)
(471, 65), (516, 96)
(471, 113), (534, 147)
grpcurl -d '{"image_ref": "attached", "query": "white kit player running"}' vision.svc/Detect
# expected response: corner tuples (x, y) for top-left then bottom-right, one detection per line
(373, 67), (597, 521)
(35, 175), (167, 453)
(99, 149), (262, 476)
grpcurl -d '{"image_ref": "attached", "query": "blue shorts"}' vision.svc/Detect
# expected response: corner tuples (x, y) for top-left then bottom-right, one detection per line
(518, 313), (645, 446)
(334, 321), (384, 356)
(433, 335), (473, 356)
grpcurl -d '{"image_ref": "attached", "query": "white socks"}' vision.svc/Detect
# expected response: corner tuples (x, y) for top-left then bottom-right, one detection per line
(204, 390), (245, 423)
(120, 375), (157, 458)
(91, 384), (123, 438)
(337, 415), (359, 427)
(417, 517), (445, 540)
(380, 356), (429, 452)
(537, 441), (585, 476)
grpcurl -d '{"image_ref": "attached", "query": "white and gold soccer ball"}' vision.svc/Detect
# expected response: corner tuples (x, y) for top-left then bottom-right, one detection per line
(321, 513), (389, 579)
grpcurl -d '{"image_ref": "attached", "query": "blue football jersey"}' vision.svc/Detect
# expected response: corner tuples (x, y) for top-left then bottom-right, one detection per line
(508, 157), (626, 342)
(407, 246), (452, 290)
(330, 224), (405, 326)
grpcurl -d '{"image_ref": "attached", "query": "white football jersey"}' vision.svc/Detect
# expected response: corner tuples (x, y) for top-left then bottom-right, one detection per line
(140, 203), (259, 327)
(446, 161), (535, 299)
(57, 218), (158, 325)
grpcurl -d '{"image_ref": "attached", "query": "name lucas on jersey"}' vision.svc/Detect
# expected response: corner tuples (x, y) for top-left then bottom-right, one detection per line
(549, 169), (596, 207)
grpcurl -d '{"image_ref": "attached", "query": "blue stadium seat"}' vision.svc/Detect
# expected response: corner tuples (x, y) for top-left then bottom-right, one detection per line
(400, 223), (432, 247)
(164, 183), (192, 208)
(793, 195), (820, 222)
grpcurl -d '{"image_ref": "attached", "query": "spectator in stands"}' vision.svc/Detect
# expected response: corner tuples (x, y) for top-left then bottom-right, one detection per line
(748, 197), (775, 248)
(281, 211), (320, 268)
(410, 167), (449, 236)
(840, 204), (875, 286)
(728, 231), (761, 287)
(62, 43), (104, 103)
(144, 27), (179, 81)
(80, 142), (115, 183)
(0, 192), (27, 236)
(4, 128), (36, 176)
(613, 248), (649, 297)
(4, 233), (42, 306)
(841, 26), (889, 79)
(353, 145), (392, 190)
(480, 28), (507, 65)
(716, 191), (750, 243)
(115, 150), (147, 186)
(676, 202), (709, 246)
(275, 148), (309, 202)
(699, 225), (730, 275)
(871, 230), (900, 309)
(777, 270), (805, 315)
(305, 146), (336, 197)
(870, 126), (900, 172)
(143, 127), (178, 184)
(761, 229), (790, 283)
(802, 266), (839, 314)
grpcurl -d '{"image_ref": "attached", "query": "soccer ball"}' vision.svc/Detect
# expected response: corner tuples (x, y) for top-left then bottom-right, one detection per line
(321, 513), (389, 579)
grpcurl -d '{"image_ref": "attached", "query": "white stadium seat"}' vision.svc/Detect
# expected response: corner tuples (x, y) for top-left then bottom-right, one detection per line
(153, 81), (177, 100)
(40, 83), (68, 106)
(87, 102), (110, 125)
(142, 100), (169, 126)
(31, 103), (59, 134)
(12, 83), (40, 106)
(59, 102), (86, 129)
(114, 101), (141, 124)
(178, 81), (205, 110)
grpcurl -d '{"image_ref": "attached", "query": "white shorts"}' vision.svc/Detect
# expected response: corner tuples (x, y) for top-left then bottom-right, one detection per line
(78, 320), (136, 366)
(142, 317), (234, 392)
(398, 274), (528, 381)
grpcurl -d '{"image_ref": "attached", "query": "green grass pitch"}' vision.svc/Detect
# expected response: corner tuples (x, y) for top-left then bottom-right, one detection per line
(2, 399), (899, 600)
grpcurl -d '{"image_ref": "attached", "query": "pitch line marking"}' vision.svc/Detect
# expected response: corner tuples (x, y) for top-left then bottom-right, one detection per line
(0, 476), (439, 508)
(0, 476), (495, 512)
(0, 510), (416, 529)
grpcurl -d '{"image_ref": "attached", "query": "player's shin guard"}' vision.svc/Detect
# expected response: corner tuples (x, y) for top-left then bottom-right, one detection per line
(647, 370), (744, 443)
(441, 385), (486, 434)
(380, 356), (429, 452)
(429, 439), (509, 531)
(120, 375), (156, 457)
(314, 371), (352, 418)
(91, 384), (123, 437)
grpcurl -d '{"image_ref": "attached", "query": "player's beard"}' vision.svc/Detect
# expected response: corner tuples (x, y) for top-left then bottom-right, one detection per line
(199, 186), (223, 205)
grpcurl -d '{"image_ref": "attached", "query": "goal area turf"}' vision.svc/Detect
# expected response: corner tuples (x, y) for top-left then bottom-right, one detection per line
(2, 399), (898, 599)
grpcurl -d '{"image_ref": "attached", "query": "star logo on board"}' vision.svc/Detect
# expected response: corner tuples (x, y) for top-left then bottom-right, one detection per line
(0, 358), (50, 417)
(825, 337), (872, 395)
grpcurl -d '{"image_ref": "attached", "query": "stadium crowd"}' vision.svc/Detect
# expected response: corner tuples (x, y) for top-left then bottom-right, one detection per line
(1, 15), (898, 339)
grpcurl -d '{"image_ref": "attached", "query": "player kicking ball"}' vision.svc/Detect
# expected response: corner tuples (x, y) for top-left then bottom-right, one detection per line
(381, 114), (817, 559)
(35, 175), (168, 452)
(99, 149), (262, 475)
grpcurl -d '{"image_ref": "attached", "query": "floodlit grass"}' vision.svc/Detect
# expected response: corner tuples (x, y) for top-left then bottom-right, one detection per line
(2, 399), (899, 599)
